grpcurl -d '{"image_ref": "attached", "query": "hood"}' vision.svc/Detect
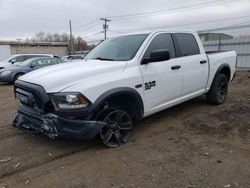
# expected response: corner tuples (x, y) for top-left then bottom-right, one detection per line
(19, 59), (127, 92)
(3, 65), (29, 71)
(0, 61), (12, 69)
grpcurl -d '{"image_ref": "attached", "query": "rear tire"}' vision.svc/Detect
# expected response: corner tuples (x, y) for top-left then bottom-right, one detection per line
(207, 74), (229, 105)
(96, 107), (133, 148)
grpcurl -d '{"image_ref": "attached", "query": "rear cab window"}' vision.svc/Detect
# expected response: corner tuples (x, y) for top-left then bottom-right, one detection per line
(173, 33), (200, 57)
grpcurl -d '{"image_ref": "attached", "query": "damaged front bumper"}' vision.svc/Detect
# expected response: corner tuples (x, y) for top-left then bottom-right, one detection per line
(13, 106), (106, 140)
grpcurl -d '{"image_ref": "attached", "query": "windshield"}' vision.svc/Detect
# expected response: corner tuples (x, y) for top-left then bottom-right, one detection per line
(85, 34), (148, 61)
(2, 55), (16, 62)
(16, 59), (33, 67)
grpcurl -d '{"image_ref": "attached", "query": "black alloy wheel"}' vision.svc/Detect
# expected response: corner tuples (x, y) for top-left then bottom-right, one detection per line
(217, 79), (228, 103)
(207, 74), (229, 105)
(100, 109), (133, 148)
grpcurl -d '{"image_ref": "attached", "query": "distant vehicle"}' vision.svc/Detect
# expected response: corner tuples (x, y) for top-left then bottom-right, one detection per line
(0, 54), (58, 69)
(0, 57), (64, 83)
(62, 55), (84, 62)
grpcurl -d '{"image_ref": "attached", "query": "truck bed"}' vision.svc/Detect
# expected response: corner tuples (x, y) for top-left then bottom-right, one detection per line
(205, 50), (237, 90)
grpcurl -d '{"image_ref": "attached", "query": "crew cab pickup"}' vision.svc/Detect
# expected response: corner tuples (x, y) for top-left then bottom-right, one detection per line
(13, 30), (237, 148)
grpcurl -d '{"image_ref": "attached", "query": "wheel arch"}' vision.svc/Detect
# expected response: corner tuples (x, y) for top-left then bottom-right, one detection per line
(215, 63), (231, 81)
(89, 87), (144, 120)
(14, 72), (25, 78)
(13, 72), (25, 82)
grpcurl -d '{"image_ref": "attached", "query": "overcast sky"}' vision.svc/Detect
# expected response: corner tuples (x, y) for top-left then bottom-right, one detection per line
(1, 0), (250, 43)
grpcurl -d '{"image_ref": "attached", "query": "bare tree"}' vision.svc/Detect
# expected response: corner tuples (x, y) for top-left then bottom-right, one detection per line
(35, 32), (45, 42)
(61, 32), (69, 42)
(29, 32), (95, 52)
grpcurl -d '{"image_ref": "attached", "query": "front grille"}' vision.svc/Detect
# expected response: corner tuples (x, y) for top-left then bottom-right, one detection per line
(14, 80), (54, 114)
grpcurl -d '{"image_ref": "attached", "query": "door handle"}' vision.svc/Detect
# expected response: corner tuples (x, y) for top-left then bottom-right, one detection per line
(171, 65), (181, 70)
(200, 60), (207, 64)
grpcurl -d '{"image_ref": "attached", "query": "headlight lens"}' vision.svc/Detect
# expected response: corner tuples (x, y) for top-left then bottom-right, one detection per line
(1, 70), (11, 76)
(50, 93), (89, 110)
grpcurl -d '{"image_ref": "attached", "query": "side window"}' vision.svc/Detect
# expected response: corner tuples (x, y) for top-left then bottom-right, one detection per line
(56, 59), (62, 64)
(72, 56), (81, 60)
(23, 55), (34, 61)
(14, 56), (25, 62)
(174, 33), (200, 57)
(31, 60), (38, 67)
(143, 33), (175, 60)
(34, 59), (46, 66)
(48, 59), (57, 65)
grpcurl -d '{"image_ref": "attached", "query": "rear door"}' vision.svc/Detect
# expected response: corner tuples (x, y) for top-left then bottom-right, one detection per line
(173, 33), (208, 96)
(139, 33), (183, 114)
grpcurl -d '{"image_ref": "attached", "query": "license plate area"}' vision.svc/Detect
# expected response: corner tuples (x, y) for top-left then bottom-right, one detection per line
(15, 88), (35, 107)
(16, 92), (29, 104)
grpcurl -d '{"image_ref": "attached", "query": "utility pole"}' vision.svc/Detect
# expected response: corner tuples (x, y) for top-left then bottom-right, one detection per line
(100, 18), (111, 40)
(69, 20), (73, 54)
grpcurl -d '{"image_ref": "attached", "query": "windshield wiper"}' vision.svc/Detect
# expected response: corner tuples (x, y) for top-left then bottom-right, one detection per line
(93, 57), (114, 61)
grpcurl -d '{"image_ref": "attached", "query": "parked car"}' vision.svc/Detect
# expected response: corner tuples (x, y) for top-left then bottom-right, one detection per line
(62, 55), (84, 62)
(0, 54), (59, 69)
(0, 57), (64, 83)
(13, 30), (237, 148)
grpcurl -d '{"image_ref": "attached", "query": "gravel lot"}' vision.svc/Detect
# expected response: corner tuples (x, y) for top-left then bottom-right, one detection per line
(0, 71), (250, 188)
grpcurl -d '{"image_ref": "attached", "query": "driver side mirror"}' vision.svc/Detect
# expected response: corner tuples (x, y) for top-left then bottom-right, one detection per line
(30, 64), (36, 68)
(10, 59), (16, 64)
(141, 49), (171, 65)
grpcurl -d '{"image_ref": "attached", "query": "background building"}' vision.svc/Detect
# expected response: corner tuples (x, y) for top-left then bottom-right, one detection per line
(199, 33), (250, 69)
(0, 41), (68, 61)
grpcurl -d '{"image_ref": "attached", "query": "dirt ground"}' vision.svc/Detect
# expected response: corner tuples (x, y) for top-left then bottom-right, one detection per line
(0, 71), (249, 188)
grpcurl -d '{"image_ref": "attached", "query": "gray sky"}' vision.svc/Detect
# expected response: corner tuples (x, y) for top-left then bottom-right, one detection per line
(1, 0), (250, 43)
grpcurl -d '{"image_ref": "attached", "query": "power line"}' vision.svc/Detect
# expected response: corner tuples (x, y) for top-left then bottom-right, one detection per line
(74, 22), (100, 32)
(110, 14), (250, 33)
(81, 32), (102, 39)
(109, 0), (236, 20)
(68, 0), (236, 39)
(108, 30), (127, 34)
(84, 24), (250, 44)
(199, 24), (250, 33)
(72, 19), (99, 30)
(86, 38), (104, 44)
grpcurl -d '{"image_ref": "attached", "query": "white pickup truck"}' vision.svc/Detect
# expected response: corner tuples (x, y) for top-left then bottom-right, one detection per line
(13, 30), (237, 148)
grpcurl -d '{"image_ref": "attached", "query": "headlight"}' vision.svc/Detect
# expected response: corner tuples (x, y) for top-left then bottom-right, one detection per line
(50, 92), (89, 110)
(1, 70), (11, 76)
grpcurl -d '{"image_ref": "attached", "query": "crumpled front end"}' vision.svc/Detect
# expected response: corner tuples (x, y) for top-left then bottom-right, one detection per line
(13, 80), (106, 140)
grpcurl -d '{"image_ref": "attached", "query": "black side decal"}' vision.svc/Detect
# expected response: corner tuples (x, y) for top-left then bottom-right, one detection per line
(135, 84), (142, 89)
(145, 81), (156, 90)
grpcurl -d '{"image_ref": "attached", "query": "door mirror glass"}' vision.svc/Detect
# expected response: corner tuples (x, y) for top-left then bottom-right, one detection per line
(142, 49), (171, 64)
(10, 59), (16, 64)
(30, 64), (35, 68)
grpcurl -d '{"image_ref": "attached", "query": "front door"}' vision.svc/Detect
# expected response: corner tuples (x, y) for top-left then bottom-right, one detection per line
(139, 33), (183, 115)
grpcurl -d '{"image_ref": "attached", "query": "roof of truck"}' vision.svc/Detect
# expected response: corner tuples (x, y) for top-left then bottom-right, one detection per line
(119, 29), (197, 36)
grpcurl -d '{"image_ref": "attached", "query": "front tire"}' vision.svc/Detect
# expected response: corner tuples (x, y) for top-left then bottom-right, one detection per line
(97, 108), (133, 148)
(207, 74), (229, 105)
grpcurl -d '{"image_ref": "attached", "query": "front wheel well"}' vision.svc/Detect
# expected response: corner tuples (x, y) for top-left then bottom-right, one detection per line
(94, 93), (144, 121)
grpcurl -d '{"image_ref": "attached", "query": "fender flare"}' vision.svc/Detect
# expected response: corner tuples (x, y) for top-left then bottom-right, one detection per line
(89, 87), (144, 120)
(214, 63), (231, 81)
